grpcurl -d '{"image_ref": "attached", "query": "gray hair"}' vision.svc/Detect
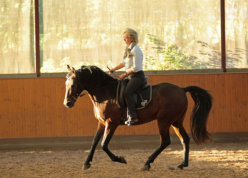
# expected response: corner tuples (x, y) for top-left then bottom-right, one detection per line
(123, 28), (138, 44)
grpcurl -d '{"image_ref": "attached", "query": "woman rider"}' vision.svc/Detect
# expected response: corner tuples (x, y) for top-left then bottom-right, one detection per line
(109, 28), (146, 126)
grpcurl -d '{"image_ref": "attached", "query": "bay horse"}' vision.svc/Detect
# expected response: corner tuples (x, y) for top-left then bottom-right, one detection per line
(63, 65), (212, 171)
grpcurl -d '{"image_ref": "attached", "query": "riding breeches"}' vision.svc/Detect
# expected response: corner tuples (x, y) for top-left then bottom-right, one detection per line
(124, 71), (146, 119)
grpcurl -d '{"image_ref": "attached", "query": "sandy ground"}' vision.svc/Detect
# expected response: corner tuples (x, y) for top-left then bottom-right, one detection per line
(0, 138), (247, 178)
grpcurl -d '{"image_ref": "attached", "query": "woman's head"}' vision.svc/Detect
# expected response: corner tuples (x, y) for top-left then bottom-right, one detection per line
(123, 28), (138, 45)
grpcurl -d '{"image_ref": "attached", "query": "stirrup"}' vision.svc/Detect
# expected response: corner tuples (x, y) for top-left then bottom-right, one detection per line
(125, 118), (138, 126)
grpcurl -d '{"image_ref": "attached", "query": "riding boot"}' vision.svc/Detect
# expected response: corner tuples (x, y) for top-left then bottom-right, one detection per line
(125, 109), (138, 126)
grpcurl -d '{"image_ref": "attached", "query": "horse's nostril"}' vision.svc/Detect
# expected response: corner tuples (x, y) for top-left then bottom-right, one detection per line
(67, 101), (73, 108)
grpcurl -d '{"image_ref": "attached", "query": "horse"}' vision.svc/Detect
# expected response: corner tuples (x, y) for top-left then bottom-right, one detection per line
(63, 65), (212, 171)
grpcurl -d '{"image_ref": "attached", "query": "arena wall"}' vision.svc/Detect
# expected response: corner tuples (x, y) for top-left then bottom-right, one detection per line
(0, 73), (248, 138)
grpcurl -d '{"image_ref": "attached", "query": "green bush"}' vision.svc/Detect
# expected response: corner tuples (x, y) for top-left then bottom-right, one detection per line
(144, 34), (208, 70)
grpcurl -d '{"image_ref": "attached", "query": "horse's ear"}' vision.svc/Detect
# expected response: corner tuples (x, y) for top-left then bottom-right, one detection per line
(67, 65), (71, 71)
(72, 67), (76, 76)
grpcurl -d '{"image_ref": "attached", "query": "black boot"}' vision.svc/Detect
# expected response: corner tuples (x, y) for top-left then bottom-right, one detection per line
(125, 116), (138, 126)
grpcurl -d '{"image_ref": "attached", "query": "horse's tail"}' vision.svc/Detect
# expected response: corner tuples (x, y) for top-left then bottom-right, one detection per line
(184, 86), (212, 144)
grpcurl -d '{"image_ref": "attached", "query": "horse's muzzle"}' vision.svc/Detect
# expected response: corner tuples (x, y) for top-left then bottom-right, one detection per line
(66, 101), (74, 108)
(64, 99), (75, 108)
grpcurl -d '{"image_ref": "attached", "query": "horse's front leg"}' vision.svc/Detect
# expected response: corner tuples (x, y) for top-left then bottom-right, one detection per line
(101, 120), (127, 164)
(83, 122), (105, 170)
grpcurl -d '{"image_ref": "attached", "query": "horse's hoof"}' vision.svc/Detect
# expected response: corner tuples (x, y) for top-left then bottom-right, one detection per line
(141, 164), (151, 171)
(177, 162), (187, 170)
(177, 164), (184, 170)
(117, 156), (127, 164)
(83, 163), (91, 170)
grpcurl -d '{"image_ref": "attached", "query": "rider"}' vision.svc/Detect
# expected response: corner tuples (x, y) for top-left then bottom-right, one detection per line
(109, 28), (146, 126)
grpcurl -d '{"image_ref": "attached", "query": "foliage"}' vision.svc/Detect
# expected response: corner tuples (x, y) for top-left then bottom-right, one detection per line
(144, 34), (208, 70)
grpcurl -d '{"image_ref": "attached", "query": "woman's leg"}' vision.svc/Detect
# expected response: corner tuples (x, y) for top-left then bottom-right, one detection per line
(124, 77), (143, 125)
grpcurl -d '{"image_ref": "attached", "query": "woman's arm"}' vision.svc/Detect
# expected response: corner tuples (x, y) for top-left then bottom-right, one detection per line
(110, 63), (125, 73)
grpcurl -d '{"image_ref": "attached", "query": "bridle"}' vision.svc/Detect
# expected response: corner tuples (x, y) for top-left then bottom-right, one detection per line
(74, 77), (87, 99)
(67, 74), (87, 102)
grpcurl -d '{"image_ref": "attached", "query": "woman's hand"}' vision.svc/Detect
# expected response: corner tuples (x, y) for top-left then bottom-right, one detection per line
(119, 72), (128, 79)
(109, 70), (114, 74)
(107, 66), (114, 74)
(108, 69), (115, 74)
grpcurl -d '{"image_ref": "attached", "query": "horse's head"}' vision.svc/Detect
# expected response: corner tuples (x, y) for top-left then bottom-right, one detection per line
(63, 65), (85, 108)
(64, 65), (117, 107)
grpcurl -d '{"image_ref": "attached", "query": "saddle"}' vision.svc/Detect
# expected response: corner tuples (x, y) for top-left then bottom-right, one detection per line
(116, 77), (152, 110)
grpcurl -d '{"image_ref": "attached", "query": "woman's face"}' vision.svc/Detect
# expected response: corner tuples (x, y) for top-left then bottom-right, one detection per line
(123, 33), (133, 46)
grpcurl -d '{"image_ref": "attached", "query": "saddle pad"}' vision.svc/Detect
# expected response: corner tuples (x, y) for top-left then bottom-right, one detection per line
(135, 85), (152, 109)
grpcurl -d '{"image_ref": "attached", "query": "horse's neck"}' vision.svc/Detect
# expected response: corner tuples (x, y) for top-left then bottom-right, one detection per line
(87, 80), (118, 103)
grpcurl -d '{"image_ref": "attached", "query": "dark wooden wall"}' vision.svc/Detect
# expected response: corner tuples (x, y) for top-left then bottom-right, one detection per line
(0, 73), (248, 138)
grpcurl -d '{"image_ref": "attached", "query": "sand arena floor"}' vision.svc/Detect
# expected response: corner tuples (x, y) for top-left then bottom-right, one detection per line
(0, 135), (247, 178)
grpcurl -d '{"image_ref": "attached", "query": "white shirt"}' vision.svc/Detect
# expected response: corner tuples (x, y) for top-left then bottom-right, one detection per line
(122, 43), (143, 73)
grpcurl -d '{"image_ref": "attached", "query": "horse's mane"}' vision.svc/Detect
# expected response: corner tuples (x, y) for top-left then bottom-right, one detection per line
(77, 65), (117, 87)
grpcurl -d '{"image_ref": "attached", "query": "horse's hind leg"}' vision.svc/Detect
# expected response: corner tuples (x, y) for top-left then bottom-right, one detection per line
(142, 122), (171, 171)
(172, 124), (190, 169)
